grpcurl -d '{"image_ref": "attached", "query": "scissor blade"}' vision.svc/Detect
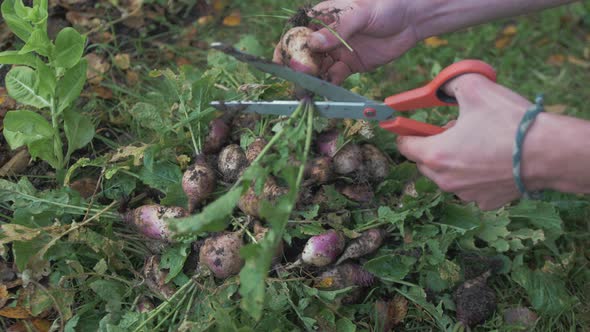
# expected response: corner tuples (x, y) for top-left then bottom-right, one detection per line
(210, 42), (368, 103)
(210, 101), (395, 121)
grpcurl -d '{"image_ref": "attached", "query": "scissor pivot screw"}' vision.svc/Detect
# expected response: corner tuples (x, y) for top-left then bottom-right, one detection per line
(363, 107), (377, 118)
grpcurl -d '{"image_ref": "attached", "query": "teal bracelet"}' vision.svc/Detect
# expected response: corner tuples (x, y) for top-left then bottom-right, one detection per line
(512, 94), (544, 199)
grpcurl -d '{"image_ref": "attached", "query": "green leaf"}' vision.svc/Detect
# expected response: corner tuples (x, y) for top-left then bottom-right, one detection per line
(3, 110), (53, 148)
(438, 203), (481, 231)
(63, 109), (94, 159)
(0, 50), (37, 67)
(364, 254), (416, 282)
(1, 0), (33, 42)
(89, 279), (126, 313)
(160, 243), (189, 283)
(508, 200), (563, 239)
(138, 160), (182, 193)
(28, 137), (59, 168)
(336, 318), (356, 332)
(19, 28), (51, 56)
(5, 66), (50, 108)
(56, 59), (87, 113)
(52, 27), (85, 69)
(35, 58), (56, 97)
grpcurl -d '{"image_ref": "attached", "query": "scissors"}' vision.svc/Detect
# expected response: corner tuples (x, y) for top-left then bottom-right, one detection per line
(209, 43), (497, 136)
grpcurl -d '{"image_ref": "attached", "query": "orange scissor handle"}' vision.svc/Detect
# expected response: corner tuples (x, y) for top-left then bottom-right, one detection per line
(379, 60), (497, 136)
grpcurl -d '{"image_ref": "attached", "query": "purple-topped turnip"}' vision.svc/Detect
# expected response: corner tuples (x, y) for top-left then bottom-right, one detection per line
(182, 156), (216, 213)
(336, 228), (387, 265)
(124, 204), (188, 241)
(199, 231), (244, 279)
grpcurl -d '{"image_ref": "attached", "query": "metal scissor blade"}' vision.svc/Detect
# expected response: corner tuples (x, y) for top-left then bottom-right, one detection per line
(210, 42), (368, 103)
(211, 101), (395, 121)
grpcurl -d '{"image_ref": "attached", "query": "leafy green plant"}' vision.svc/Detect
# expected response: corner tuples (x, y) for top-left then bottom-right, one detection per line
(1, 0), (93, 180)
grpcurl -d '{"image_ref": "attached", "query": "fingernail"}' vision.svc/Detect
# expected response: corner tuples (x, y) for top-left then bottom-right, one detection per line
(309, 32), (327, 50)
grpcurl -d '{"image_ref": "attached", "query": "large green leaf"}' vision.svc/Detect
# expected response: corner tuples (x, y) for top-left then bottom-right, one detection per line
(63, 109), (94, 159)
(1, 0), (33, 42)
(28, 137), (59, 169)
(364, 255), (416, 282)
(5, 66), (50, 108)
(56, 59), (87, 113)
(3, 110), (53, 148)
(52, 27), (85, 69)
(35, 58), (56, 97)
(19, 28), (51, 56)
(0, 50), (37, 67)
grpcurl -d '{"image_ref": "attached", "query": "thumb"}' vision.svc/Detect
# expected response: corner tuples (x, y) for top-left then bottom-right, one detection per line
(308, 5), (369, 52)
(396, 135), (433, 164)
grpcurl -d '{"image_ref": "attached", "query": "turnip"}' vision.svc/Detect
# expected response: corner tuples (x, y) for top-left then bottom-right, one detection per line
(246, 137), (268, 163)
(203, 118), (230, 154)
(230, 113), (260, 142)
(279, 26), (322, 76)
(316, 130), (339, 157)
(217, 144), (248, 182)
(454, 270), (496, 327)
(339, 183), (374, 203)
(254, 222), (284, 264)
(292, 229), (345, 267)
(503, 307), (538, 329)
(315, 263), (375, 304)
(143, 255), (176, 299)
(137, 297), (155, 313)
(362, 144), (390, 181)
(335, 228), (387, 265)
(124, 204), (188, 241)
(182, 156), (217, 213)
(238, 176), (287, 219)
(199, 231), (244, 279)
(333, 143), (362, 174)
(303, 156), (333, 185)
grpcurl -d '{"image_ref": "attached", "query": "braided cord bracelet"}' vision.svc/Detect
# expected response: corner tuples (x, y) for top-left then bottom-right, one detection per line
(512, 94), (544, 199)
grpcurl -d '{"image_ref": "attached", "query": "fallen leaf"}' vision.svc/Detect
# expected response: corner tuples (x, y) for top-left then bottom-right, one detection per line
(222, 11), (241, 27)
(86, 53), (111, 85)
(0, 306), (32, 319)
(92, 86), (113, 99)
(0, 87), (17, 117)
(65, 11), (102, 29)
(120, 0), (145, 29)
(494, 36), (512, 49)
(501, 24), (518, 36)
(213, 0), (228, 13)
(545, 104), (567, 114)
(198, 15), (214, 25)
(175, 57), (191, 67)
(546, 54), (565, 66)
(109, 144), (148, 166)
(374, 295), (408, 331)
(126, 70), (140, 85)
(424, 36), (448, 48)
(566, 55), (590, 69)
(89, 31), (114, 44)
(7, 319), (51, 332)
(0, 149), (31, 177)
(32, 319), (52, 332)
(0, 285), (9, 309)
(113, 53), (131, 70)
(69, 177), (99, 199)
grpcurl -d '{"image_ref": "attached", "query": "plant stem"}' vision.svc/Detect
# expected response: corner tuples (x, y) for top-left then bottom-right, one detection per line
(180, 97), (200, 155)
(50, 98), (65, 173)
(295, 100), (314, 190)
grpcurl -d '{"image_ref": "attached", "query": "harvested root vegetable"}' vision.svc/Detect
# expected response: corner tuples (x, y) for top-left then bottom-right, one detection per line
(503, 307), (538, 329)
(230, 113), (260, 142)
(143, 255), (176, 299)
(199, 232), (244, 279)
(374, 295), (409, 332)
(246, 137), (268, 163)
(335, 228), (387, 265)
(333, 143), (362, 174)
(299, 229), (345, 267)
(238, 176), (287, 219)
(362, 144), (390, 180)
(279, 26), (322, 76)
(182, 156), (216, 213)
(454, 270), (496, 327)
(254, 222), (284, 264)
(137, 297), (155, 313)
(339, 183), (374, 203)
(304, 156), (333, 185)
(218, 144), (248, 182)
(124, 204), (188, 241)
(316, 130), (339, 157)
(203, 118), (230, 154)
(315, 263), (375, 304)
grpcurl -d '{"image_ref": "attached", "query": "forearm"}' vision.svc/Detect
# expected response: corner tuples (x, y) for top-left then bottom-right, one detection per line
(411, 0), (578, 40)
(524, 112), (590, 194)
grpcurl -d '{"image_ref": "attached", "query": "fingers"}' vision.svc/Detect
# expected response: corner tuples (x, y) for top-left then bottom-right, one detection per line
(396, 135), (432, 164)
(326, 61), (352, 85)
(308, 3), (369, 52)
(272, 43), (283, 64)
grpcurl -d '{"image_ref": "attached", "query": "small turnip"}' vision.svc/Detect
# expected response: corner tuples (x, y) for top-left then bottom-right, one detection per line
(238, 176), (287, 219)
(199, 231), (244, 279)
(362, 144), (390, 181)
(230, 113), (260, 142)
(299, 229), (346, 267)
(335, 228), (387, 265)
(304, 156), (333, 185)
(279, 26), (322, 76)
(503, 307), (538, 330)
(315, 263), (375, 304)
(254, 222), (284, 265)
(124, 204), (188, 241)
(143, 255), (176, 299)
(316, 130), (339, 157)
(333, 143), (362, 175)
(203, 118), (230, 154)
(182, 156), (216, 213)
(339, 183), (374, 203)
(454, 270), (496, 327)
(246, 137), (268, 163)
(217, 144), (248, 182)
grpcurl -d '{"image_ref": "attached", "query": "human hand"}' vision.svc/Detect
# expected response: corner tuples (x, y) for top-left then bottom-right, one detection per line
(396, 74), (544, 210)
(273, 0), (417, 85)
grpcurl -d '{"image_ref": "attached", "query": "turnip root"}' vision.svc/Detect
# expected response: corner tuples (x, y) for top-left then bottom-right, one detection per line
(298, 229), (345, 267)
(203, 118), (230, 154)
(246, 137), (268, 163)
(143, 255), (176, 299)
(454, 270), (496, 327)
(362, 144), (390, 181)
(137, 297), (155, 313)
(339, 183), (374, 203)
(303, 156), (333, 185)
(317, 130), (339, 157)
(254, 222), (284, 265)
(199, 232), (244, 279)
(315, 263), (375, 304)
(333, 143), (362, 174)
(374, 295), (408, 331)
(335, 228), (387, 265)
(230, 113), (261, 142)
(279, 26), (322, 76)
(124, 204), (188, 241)
(182, 156), (216, 213)
(503, 307), (538, 329)
(218, 144), (248, 182)
(238, 176), (287, 219)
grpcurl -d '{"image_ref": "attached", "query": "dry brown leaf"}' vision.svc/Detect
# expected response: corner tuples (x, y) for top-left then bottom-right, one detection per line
(7, 319), (51, 332)
(567, 55), (590, 69)
(374, 295), (408, 331)
(92, 86), (113, 100)
(546, 54), (565, 66)
(198, 15), (214, 25)
(175, 57), (191, 67)
(126, 70), (140, 86)
(545, 104), (567, 114)
(213, 0), (228, 13)
(501, 24), (518, 36)
(424, 36), (448, 48)
(1, 87), (17, 117)
(113, 53), (131, 70)
(86, 53), (111, 85)
(89, 31), (114, 44)
(109, 144), (148, 166)
(31, 319), (51, 332)
(0, 306), (32, 319)
(222, 11), (241, 27)
(494, 36), (512, 49)
(65, 11), (101, 29)
(0, 285), (9, 309)
(390, 295), (409, 325)
(69, 177), (99, 199)
(120, 0), (145, 29)
(0, 149), (30, 177)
